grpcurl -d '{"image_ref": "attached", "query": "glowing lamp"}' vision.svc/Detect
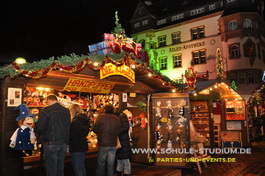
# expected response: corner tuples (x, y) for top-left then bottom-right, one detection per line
(15, 57), (26, 65)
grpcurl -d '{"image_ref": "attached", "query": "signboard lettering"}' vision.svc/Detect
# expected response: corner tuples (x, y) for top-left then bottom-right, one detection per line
(100, 63), (135, 83)
(63, 79), (115, 94)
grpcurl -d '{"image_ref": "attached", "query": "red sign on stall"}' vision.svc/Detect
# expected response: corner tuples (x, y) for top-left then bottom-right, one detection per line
(63, 78), (115, 94)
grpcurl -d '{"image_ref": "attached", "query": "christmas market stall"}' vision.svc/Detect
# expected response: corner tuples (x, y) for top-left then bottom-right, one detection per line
(177, 77), (248, 149)
(0, 16), (180, 175)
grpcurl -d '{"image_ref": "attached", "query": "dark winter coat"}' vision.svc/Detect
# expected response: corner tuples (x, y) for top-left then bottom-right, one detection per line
(35, 102), (71, 144)
(116, 113), (131, 159)
(93, 113), (121, 147)
(69, 113), (90, 153)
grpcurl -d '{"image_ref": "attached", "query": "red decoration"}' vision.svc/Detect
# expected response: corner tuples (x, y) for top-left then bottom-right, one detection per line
(185, 67), (197, 88)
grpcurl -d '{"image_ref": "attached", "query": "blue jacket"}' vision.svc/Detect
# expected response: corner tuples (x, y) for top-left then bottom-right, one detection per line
(35, 102), (71, 144)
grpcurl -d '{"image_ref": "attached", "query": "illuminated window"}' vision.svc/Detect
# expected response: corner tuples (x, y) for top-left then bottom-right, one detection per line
(243, 19), (252, 29)
(158, 35), (166, 47)
(173, 54), (182, 68)
(171, 13), (184, 21)
(134, 23), (140, 28)
(229, 44), (240, 58)
(142, 20), (148, 26)
(228, 21), (238, 31)
(157, 19), (167, 25)
(172, 32), (181, 44)
(160, 57), (167, 70)
(209, 4), (216, 10)
(190, 8), (204, 16)
(192, 49), (206, 65)
(191, 26), (205, 40)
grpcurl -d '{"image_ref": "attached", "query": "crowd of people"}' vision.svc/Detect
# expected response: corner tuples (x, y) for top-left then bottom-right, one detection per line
(32, 94), (131, 176)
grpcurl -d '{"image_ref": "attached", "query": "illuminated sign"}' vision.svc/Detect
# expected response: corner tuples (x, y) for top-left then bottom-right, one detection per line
(63, 79), (115, 94)
(100, 63), (135, 83)
(169, 41), (205, 52)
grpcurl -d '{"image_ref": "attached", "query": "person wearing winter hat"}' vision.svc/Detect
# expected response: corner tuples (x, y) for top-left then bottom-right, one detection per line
(10, 104), (36, 157)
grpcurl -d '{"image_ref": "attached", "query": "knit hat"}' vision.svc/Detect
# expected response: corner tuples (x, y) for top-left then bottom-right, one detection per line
(14, 104), (35, 121)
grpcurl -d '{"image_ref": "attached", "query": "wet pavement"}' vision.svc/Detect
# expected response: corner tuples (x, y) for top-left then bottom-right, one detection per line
(131, 141), (265, 176)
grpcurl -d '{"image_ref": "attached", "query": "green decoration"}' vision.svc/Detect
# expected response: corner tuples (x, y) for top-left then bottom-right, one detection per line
(231, 80), (237, 90)
(112, 11), (126, 38)
(136, 101), (147, 111)
(216, 48), (224, 78)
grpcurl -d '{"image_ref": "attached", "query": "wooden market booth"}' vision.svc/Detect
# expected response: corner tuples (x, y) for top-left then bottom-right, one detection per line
(182, 79), (249, 148)
(0, 50), (182, 175)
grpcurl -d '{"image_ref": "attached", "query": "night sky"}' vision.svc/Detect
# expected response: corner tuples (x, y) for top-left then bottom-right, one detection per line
(0, 0), (139, 65)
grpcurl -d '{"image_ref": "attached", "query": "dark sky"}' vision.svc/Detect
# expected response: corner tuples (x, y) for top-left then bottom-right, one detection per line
(0, 0), (139, 65)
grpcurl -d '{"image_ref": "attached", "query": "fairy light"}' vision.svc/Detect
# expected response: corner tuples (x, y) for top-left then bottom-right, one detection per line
(131, 64), (136, 69)
(172, 89), (176, 93)
(37, 87), (44, 91)
(148, 73), (152, 77)
(93, 62), (99, 66)
(193, 93), (197, 96)
(209, 87), (213, 91)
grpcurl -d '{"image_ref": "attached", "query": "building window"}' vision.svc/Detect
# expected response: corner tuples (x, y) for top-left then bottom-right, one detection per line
(158, 35), (166, 47)
(247, 72), (255, 84)
(243, 39), (256, 57)
(173, 54), (182, 68)
(134, 23), (140, 28)
(160, 57), (167, 70)
(191, 26), (205, 40)
(157, 19), (167, 25)
(209, 4), (216, 10)
(171, 13), (184, 21)
(192, 49), (206, 65)
(228, 74), (236, 83)
(139, 40), (145, 50)
(149, 41), (155, 49)
(142, 20), (148, 26)
(237, 73), (246, 84)
(243, 19), (252, 28)
(174, 78), (183, 84)
(228, 21), (238, 31)
(229, 44), (240, 58)
(190, 8), (205, 16)
(172, 32), (181, 44)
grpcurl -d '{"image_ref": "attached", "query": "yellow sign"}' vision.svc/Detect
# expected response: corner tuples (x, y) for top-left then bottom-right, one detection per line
(63, 78), (115, 94)
(100, 63), (135, 83)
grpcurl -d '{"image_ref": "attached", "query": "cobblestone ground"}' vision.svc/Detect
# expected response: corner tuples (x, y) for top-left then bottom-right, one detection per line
(182, 141), (265, 176)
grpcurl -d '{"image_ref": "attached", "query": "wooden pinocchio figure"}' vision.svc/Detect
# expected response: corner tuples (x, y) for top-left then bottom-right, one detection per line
(10, 104), (36, 157)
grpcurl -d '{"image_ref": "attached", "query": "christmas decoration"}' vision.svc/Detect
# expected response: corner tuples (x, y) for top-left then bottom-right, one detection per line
(185, 67), (197, 89)
(231, 80), (237, 90)
(175, 106), (187, 148)
(216, 48), (224, 78)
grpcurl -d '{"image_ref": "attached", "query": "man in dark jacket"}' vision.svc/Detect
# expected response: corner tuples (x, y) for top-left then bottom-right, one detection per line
(93, 104), (121, 176)
(35, 94), (71, 176)
(116, 109), (132, 176)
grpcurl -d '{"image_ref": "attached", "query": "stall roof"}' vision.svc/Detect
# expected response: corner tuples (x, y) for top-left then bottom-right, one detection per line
(176, 79), (243, 101)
